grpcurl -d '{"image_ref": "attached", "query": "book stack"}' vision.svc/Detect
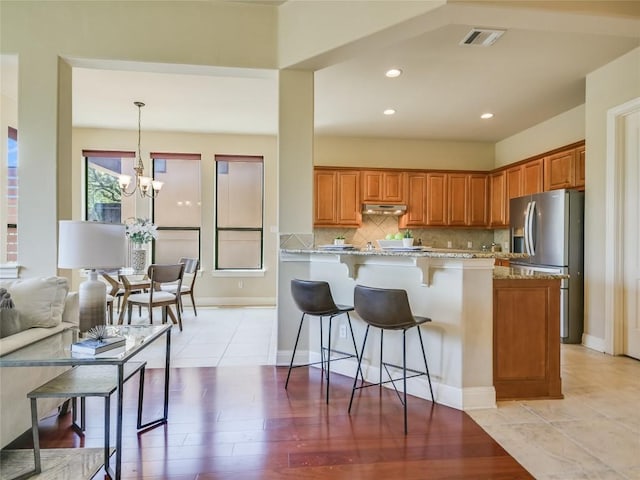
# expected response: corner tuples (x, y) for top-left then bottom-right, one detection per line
(71, 336), (126, 355)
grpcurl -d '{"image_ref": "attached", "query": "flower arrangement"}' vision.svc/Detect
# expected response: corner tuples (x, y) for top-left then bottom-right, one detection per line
(125, 217), (158, 245)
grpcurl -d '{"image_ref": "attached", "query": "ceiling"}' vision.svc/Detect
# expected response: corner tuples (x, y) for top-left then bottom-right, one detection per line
(2, 1), (639, 143)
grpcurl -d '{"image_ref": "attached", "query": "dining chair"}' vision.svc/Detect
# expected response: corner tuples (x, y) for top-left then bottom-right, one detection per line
(161, 257), (199, 316)
(106, 294), (114, 325)
(102, 272), (125, 313)
(123, 263), (185, 331)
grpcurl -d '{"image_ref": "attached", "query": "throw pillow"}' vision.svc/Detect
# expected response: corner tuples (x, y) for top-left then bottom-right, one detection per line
(4, 277), (69, 329)
(0, 289), (22, 338)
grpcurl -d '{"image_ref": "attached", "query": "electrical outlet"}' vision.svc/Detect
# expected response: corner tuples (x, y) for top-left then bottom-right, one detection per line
(238, 280), (243, 288)
(339, 324), (347, 338)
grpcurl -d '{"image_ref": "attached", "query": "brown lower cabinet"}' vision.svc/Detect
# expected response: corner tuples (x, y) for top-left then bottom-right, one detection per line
(493, 278), (563, 400)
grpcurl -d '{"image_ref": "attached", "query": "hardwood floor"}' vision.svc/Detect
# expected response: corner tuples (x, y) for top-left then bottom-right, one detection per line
(7, 365), (532, 479)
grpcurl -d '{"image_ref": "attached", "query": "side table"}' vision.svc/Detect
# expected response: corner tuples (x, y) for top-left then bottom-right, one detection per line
(27, 362), (147, 479)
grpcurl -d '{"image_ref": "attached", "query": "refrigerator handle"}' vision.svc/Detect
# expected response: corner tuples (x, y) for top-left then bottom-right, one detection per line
(527, 200), (536, 256)
(523, 201), (532, 255)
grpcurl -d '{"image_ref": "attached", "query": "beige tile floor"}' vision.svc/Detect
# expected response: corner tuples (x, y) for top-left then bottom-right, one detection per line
(127, 306), (277, 368)
(130, 307), (640, 479)
(468, 345), (640, 480)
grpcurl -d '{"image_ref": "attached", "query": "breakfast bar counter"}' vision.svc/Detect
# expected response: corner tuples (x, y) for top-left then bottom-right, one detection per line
(278, 247), (564, 411)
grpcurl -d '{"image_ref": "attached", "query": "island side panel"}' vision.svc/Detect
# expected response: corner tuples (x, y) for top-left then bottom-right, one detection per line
(493, 278), (563, 400)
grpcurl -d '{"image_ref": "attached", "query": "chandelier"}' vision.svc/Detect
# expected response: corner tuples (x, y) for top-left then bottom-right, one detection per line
(118, 101), (163, 198)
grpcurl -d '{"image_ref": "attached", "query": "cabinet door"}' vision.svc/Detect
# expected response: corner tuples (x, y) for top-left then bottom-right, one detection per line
(468, 174), (488, 226)
(382, 171), (404, 202)
(506, 166), (523, 223)
(400, 172), (427, 227)
(362, 171), (383, 202)
(544, 149), (575, 190)
(522, 159), (543, 195)
(489, 171), (507, 227)
(314, 170), (338, 225)
(336, 171), (361, 226)
(362, 170), (404, 202)
(575, 145), (585, 189)
(426, 173), (447, 226)
(448, 173), (468, 226)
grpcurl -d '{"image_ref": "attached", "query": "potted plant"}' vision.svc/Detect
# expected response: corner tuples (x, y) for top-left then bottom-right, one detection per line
(125, 218), (158, 271)
(402, 230), (414, 247)
(334, 235), (346, 245)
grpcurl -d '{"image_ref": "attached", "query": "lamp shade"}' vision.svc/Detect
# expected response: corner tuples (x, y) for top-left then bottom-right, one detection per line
(58, 221), (126, 269)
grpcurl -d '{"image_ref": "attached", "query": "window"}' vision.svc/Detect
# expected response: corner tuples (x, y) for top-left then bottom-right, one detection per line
(6, 127), (18, 262)
(152, 153), (201, 264)
(84, 150), (136, 223)
(215, 155), (264, 270)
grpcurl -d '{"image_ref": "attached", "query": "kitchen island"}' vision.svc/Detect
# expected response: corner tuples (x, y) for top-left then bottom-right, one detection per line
(279, 247), (559, 411)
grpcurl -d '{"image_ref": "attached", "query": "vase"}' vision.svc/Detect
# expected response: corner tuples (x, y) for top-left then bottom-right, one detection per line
(131, 248), (147, 273)
(402, 237), (414, 247)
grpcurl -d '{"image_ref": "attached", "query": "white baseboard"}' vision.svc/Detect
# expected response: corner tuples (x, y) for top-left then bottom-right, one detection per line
(582, 333), (606, 353)
(197, 296), (276, 307)
(276, 349), (309, 367)
(276, 350), (496, 411)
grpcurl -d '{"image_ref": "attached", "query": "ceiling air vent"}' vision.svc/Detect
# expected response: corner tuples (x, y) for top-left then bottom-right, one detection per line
(460, 28), (505, 47)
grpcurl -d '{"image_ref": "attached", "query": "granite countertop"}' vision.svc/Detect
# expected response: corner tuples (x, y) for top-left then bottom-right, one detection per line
(281, 247), (528, 260)
(493, 265), (569, 280)
(280, 248), (567, 280)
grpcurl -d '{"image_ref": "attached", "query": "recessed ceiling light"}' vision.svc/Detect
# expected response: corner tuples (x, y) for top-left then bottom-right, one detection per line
(383, 109), (396, 115)
(385, 68), (402, 78)
(480, 112), (494, 119)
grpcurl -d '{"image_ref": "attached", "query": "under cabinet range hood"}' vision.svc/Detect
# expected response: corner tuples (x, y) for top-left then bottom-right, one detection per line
(362, 204), (407, 215)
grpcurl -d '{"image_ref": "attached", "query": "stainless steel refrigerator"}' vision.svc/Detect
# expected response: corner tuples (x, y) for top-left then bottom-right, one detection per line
(510, 189), (584, 344)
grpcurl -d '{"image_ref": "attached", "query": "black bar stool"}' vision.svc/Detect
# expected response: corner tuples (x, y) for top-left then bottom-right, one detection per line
(286, 279), (362, 404)
(349, 284), (434, 434)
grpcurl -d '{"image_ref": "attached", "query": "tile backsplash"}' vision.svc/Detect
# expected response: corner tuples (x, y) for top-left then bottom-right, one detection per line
(314, 216), (509, 251)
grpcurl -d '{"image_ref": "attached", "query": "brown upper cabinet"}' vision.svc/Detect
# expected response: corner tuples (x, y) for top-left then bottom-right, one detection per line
(507, 158), (544, 199)
(468, 174), (489, 226)
(575, 145), (585, 189)
(489, 171), (507, 227)
(544, 149), (575, 190)
(425, 173), (448, 226)
(399, 172), (427, 228)
(489, 158), (544, 228)
(448, 173), (488, 226)
(361, 170), (405, 203)
(419, 172), (487, 227)
(314, 168), (361, 227)
(447, 173), (469, 226)
(315, 140), (584, 229)
(544, 144), (585, 191)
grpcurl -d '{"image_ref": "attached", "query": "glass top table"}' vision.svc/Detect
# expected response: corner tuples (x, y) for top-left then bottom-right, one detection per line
(0, 324), (172, 480)
(0, 324), (169, 366)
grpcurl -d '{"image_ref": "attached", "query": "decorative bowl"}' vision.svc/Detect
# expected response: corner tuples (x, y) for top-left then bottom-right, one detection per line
(377, 239), (404, 249)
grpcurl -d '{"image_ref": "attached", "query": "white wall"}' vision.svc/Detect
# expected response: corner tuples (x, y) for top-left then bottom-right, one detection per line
(494, 105), (585, 168)
(315, 136), (495, 170)
(584, 46), (640, 345)
(0, 92), (17, 263)
(74, 128), (278, 304)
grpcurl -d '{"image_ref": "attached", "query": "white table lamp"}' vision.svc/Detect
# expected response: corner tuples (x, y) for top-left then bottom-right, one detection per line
(58, 221), (127, 332)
